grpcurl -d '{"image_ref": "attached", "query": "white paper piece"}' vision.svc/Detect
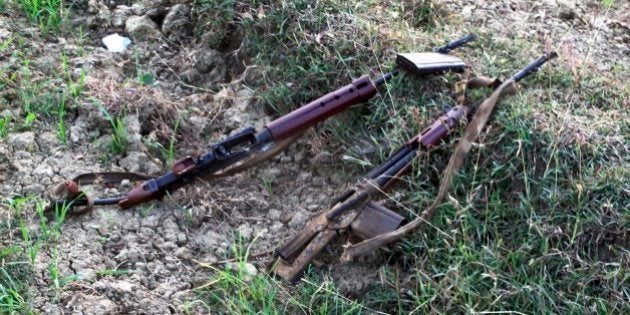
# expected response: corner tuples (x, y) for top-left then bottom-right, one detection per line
(102, 33), (132, 53)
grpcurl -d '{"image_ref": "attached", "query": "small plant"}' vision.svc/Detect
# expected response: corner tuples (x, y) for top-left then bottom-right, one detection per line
(18, 0), (65, 32)
(93, 99), (129, 155)
(0, 267), (29, 313)
(261, 177), (273, 196)
(57, 100), (67, 144)
(60, 53), (86, 98)
(95, 269), (130, 278)
(134, 50), (155, 85)
(167, 116), (181, 166)
(21, 112), (36, 130)
(0, 114), (10, 137)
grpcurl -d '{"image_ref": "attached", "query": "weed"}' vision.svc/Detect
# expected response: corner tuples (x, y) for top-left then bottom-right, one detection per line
(261, 177), (273, 196)
(194, 235), (370, 313)
(167, 116), (181, 166)
(57, 96), (67, 145)
(17, 0), (65, 33)
(134, 50), (155, 85)
(93, 99), (129, 155)
(60, 53), (86, 99)
(95, 269), (130, 278)
(0, 267), (29, 314)
(14, 60), (60, 118)
(0, 114), (11, 137)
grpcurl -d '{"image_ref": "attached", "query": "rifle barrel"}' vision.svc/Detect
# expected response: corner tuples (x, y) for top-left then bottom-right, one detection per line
(435, 34), (476, 54)
(373, 69), (400, 86)
(511, 52), (558, 82)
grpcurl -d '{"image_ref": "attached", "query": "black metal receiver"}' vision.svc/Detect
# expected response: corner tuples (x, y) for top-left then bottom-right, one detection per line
(49, 34), (477, 211)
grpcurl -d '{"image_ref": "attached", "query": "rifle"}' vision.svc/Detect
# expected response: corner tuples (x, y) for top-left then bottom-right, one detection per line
(274, 52), (558, 281)
(48, 34), (477, 212)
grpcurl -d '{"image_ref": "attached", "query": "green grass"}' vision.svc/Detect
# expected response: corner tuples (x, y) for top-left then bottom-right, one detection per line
(93, 99), (129, 155)
(193, 236), (370, 314)
(2, 195), (74, 313)
(0, 114), (11, 137)
(192, 1), (628, 313)
(0, 0), (626, 314)
(17, 0), (65, 32)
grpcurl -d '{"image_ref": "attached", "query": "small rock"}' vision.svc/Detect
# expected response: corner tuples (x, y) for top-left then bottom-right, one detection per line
(162, 4), (191, 41)
(267, 209), (282, 221)
(288, 209), (311, 228)
(174, 247), (192, 259)
(111, 280), (134, 292)
(237, 223), (253, 241)
(181, 49), (226, 90)
(123, 115), (142, 150)
(8, 132), (37, 151)
(125, 15), (160, 42)
(462, 5), (474, 18)
(118, 151), (162, 175)
(132, 0), (169, 17)
(33, 163), (54, 178)
(37, 132), (59, 153)
(111, 5), (133, 27)
(70, 117), (89, 143)
(557, 0), (578, 20)
(92, 134), (113, 152)
(183, 115), (211, 138)
(226, 262), (258, 282)
(222, 88), (259, 130)
(88, 0), (111, 26)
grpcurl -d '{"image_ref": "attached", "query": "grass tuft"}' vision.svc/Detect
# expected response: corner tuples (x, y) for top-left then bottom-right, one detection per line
(17, 0), (65, 33)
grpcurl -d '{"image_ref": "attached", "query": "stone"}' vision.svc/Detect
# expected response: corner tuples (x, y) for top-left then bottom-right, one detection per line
(8, 132), (37, 151)
(557, 0), (578, 20)
(131, 0), (169, 17)
(161, 4), (191, 41)
(88, 0), (111, 26)
(227, 262), (258, 282)
(118, 151), (162, 175)
(125, 15), (160, 42)
(111, 5), (133, 27)
(70, 117), (89, 143)
(123, 115), (142, 150)
(181, 49), (226, 90)
(237, 223), (253, 241)
(288, 209), (311, 228)
(222, 88), (260, 130)
(267, 209), (282, 221)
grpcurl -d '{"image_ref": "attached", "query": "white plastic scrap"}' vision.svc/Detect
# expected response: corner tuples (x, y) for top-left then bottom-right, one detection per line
(102, 33), (131, 53)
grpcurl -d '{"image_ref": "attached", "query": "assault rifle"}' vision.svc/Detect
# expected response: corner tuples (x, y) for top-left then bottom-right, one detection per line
(274, 52), (558, 281)
(48, 34), (476, 212)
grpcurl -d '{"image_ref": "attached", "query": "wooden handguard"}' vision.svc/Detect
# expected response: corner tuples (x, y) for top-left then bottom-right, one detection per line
(265, 75), (377, 141)
(418, 105), (468, 148)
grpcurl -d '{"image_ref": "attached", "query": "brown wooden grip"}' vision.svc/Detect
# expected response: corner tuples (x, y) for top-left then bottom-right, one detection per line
(118, 179), (162, 209)
(265, 75), (377, 141)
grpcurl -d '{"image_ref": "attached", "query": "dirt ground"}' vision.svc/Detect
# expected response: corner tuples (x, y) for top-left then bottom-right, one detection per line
(0, 0), (627, 314)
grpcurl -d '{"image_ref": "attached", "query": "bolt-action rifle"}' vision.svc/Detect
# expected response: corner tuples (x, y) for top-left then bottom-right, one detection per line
(48, 35), (477, 212)
(274, 52), (558, 281)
